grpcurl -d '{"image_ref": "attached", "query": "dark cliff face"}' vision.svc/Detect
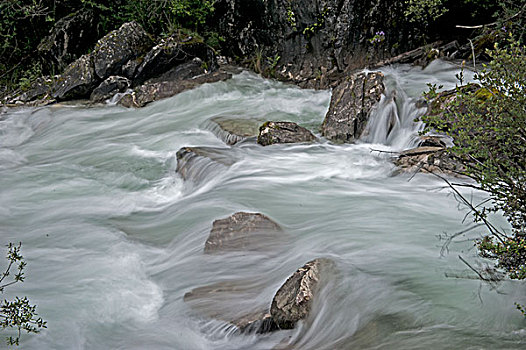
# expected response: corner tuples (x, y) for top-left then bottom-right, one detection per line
(213, 0), (417, 88)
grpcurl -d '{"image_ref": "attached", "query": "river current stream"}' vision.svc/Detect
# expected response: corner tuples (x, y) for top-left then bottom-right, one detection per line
(0, 60), (524, 349)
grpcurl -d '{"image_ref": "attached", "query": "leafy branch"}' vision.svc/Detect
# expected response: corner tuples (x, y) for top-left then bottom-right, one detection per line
(0, 243), (46, 346)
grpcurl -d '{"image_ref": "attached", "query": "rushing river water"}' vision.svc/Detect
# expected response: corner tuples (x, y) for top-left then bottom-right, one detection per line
(0, 60), (524, 349)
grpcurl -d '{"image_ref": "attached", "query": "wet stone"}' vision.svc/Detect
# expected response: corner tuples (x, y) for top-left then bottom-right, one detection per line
(119, 62), (232, 108)
(270, 258), (335, 329)
(206, 116), (264, 145)
(175, 146), (236, 183)
(394, 146), (464, 176)
(321, 72), (384, 143)
(257, 121), (316, 146)
(205, 212), (282, 253)
(183, 280), (278, 334)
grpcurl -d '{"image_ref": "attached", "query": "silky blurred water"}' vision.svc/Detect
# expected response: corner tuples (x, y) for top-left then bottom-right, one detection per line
(0, 61), (524, 349)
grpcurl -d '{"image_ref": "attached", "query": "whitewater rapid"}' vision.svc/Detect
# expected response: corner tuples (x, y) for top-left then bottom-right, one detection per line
(0, 60), (523, 349)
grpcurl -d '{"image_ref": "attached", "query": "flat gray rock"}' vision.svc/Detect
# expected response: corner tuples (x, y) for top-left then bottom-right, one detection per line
(205, 212), (282, 253)
(257, 121), (316, 146)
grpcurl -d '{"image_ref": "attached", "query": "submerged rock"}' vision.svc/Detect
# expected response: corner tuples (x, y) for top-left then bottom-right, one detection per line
(205, 212), (283, 253)
(257, 121), (316, 146)
(270, 258), (335, 329)
(206, 116), (264, 145)
(394, 146), (464, 175)
(233, 312), (278, 334)
(176, 146), (236, 183)
(184, 258), (335, 334)
(184, 280), (278, 334)
(90, 76), (130, 102)
(321, 71), (384, 143)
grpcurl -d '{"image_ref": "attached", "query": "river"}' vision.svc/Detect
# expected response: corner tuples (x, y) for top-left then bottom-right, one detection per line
(0, 60), (524, 349)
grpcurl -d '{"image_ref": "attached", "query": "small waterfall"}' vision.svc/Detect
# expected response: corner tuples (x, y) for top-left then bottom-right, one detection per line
(361, 77), (427, 151)
(362, 60), (477, 150)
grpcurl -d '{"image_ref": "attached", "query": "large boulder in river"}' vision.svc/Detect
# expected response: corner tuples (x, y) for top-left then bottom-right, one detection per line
(257, 121), (316, 146)
(92, 21), (153, 80)
(270, 258), (335, 329)
(321, 72), (384, 143)
(205, 212), (282, 253)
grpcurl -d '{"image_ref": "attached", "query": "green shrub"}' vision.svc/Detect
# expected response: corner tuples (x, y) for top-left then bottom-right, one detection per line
(422, 35), (526, 294)
(1, 243), (46, 346)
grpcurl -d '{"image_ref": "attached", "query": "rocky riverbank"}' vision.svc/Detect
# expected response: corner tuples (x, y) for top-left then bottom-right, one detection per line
(2, 21), (231, 108)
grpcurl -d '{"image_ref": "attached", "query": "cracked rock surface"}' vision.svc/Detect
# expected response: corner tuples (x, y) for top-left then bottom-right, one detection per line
(270, 258), (335, 329)
(321, 71), (384, 143)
